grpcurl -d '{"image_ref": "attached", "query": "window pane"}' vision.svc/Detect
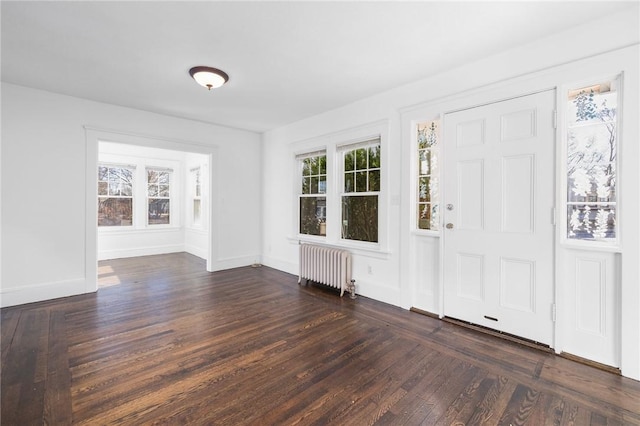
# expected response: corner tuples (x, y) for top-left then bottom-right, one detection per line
(148, 198), (170, 225)
(98, 166), (109, 181)
(195, 184), (201, 197)
(418, 177), (430, 202)
(318, 177), (326, 194)
(342, 195), (378, 242)
(147, 170), (158, 184)
(566, 80), (617, 242)
(193, 199), (201, 226)
(159, 185), (170, 197)
(369, 170), (380, 192)
(354, 171), (366, 192)
(148, 184), (158, 196)
(302, 177), (310, 194)
(355, 148), (367, 170)
(369, 146), (380, 168)
(344, 172), (354, 192)
(300, 196), (326, 236)
(344, 152), (354, 171)
(301, 158), (309, 176)
(98, 181), (108, 196)
(417, 203), (431, 230)
(319, 155), (326, 174)
(98, 198), (132, 226)
(159, 172), (169, 184)
(418, 150), (430, 176)
(568, 123), (616, 203)
(121, 182), (132, 197)
(567, 204), (615, 240)
(310, 177), (318, 194)
(309, 157), (319, 175)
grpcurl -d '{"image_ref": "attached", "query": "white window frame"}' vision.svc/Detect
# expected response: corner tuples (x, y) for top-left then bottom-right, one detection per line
(191, 166), (203, 228)
(296, 150), (327, 238)
(414, 118), (441, 234)
(97, 163), (135, 228)
(560, 73), (622, 251)
(338, 138), (381, 244)
(146, 167), (173, 227)
(290, 120), (389, 255)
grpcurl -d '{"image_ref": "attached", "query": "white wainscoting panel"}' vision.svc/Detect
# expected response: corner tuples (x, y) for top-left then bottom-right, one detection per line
(561, 249), (619, 367)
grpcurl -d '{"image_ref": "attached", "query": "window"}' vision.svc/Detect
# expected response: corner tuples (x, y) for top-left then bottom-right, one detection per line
(192, 167), (202, 226)
(98, 165), (133, 226)
(298, 152), (327, 236)
(566, 78), (619, 242)
(416, 120), (440, 231)
(147, 169), (171, 225)
(341, 139), (380, 243)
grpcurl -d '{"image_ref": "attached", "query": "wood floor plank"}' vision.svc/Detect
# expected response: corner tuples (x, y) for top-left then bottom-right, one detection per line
(2, 252), (640, 425)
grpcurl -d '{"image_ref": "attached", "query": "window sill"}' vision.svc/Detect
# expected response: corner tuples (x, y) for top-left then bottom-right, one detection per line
(411, 229), (441, 238)
(560, 239), (622, 253)
(99, 226), (182, 235)
(288, 235), (391, 259)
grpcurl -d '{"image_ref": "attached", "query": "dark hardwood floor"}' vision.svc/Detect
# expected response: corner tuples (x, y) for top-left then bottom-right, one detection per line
(2, 253), (639, 425)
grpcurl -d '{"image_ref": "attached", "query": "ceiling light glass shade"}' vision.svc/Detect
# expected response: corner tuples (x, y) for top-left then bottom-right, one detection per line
(189, 66), (229, 90)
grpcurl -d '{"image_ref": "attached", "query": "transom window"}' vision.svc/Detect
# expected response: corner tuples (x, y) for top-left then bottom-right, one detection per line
(416, 120), (440, 231)
(298, 152), (327, 236)
(98, 165), (133, 226)
(147, 168), (171, 225)
(341, 139), (380, 243)
(566, 77), (619, 242)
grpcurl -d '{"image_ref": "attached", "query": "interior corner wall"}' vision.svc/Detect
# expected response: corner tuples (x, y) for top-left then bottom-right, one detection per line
(0, 83), (262, 307)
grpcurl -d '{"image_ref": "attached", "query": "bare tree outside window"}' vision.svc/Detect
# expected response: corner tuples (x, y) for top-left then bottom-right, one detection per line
(148, 169), (171, 225)
(566, 78), (618, 241)
(98, 166), (133, 226)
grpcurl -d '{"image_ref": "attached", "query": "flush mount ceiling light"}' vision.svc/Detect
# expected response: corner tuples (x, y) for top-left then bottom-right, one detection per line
(189, 66), (229, 90)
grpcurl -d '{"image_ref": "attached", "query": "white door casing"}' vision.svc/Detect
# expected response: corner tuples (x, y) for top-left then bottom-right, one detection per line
(443, 90), (556, 346)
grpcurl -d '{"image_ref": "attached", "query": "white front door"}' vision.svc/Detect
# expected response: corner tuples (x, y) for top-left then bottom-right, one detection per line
(443, 90), (556, 345)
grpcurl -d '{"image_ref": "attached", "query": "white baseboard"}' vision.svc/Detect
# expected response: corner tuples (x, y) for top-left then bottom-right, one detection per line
(184, 244), (207, 260)
(211, 254), (261, 271)
(0, 278), (92, 308)
(98, 244), (185, 260)
(261, 255), (298, 276)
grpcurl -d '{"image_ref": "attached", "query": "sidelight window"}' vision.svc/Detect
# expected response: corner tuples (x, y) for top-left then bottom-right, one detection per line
(566, 77), (619, 242)
(416, 120), (440, 231)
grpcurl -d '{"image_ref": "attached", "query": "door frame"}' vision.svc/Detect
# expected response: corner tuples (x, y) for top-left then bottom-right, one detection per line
(84, 127), (220, 294)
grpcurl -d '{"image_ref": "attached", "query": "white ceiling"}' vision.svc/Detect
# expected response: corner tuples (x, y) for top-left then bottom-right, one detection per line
(2, 1), (635, 133)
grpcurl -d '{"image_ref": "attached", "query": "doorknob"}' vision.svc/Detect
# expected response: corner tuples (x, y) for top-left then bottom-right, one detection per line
(446, 223), (454, 229)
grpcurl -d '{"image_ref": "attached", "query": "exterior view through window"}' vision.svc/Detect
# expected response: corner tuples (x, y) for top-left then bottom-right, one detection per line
(192, 167), (202, 226)
(416, 120), (440, 231)
(147, 169), (171, 225)
(299, 153), (327, 236)
(566, 78), (619, 242)
(98, 165), (133, 226)
(341, 140), (380, 243)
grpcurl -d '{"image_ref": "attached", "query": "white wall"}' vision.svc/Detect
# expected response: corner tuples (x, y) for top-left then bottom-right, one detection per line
(262, 10), (640, 379)
(1, 83), (261, 307)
